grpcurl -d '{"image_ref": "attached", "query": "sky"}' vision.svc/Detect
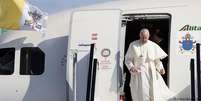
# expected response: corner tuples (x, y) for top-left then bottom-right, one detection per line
(0, 0), (114, 34)
(28, 0), (114, 14)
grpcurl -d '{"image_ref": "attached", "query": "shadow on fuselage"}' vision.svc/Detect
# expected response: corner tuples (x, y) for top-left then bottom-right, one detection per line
(19, 36), (69, 101)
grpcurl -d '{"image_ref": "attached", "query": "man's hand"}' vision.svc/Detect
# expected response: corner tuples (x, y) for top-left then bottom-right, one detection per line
(130, 67), (141, 74)
(159, 68), (165, 75)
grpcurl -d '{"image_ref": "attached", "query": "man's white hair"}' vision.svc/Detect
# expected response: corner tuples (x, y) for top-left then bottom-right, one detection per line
(140, 28), (149, 34)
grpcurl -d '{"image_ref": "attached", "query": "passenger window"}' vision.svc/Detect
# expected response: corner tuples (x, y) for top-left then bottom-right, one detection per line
(20, 47), (45, 75)
(0, 48), (15, 75)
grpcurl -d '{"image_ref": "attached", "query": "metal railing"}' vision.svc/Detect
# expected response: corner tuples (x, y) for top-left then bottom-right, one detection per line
(196, 43), (201, 100)
(190, 59), (195, 101)
(86, 44), (98, 101)
(191, 43), (201, 101)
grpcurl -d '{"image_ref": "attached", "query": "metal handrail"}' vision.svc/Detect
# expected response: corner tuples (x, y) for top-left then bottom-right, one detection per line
(190, 59), (195, 101)
(90, 59), (98, 101)
(86, 44), (95, 101)
(85, 44), (99, 101)
(73, 52), (77, 101)
(196, 43), (201, 100)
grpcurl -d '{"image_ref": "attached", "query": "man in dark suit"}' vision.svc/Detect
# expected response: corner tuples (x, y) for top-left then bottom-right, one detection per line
(150, 28), (168, 84)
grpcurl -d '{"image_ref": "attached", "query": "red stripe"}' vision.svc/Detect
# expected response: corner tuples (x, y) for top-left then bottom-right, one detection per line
(91, 37), (98, 40)
(92, 33), (98, 36)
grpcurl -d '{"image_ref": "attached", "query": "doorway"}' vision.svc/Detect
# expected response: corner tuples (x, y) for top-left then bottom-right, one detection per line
(122, 14), (171, 101)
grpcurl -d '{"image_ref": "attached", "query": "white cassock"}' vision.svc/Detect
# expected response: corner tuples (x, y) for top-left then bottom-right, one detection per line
(125, 40), (175, 101)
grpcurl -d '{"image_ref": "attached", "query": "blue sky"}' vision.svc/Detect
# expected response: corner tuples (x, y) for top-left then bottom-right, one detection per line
(28, 0), (113, 14)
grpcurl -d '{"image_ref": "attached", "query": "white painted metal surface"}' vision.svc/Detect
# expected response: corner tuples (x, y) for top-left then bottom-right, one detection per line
(0, 32), (67, 101)
(67, 10), (122, 101)
(0, 0), (201, 100)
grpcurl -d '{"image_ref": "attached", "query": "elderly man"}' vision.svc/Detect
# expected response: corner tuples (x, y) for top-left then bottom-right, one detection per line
(125, 28), (174, 101)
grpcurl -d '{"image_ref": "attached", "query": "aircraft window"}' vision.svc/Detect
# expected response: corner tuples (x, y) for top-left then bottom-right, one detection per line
(0, 48), (15, 75)
(20, 47), (45, 75)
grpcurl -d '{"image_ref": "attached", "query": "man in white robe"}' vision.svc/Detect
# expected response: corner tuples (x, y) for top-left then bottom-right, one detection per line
(125, 28), (175, 101)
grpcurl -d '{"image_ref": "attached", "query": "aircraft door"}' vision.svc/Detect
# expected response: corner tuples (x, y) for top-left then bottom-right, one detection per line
(67, 10), (122, 101)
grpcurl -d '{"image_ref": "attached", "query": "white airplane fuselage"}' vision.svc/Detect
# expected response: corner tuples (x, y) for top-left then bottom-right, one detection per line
(0, 0), (200, 101)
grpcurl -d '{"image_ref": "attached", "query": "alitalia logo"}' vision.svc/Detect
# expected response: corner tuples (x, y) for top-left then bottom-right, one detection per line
(180, 25), (201, 31)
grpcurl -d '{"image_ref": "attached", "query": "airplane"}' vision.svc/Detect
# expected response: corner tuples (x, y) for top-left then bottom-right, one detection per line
(0, 0), (201, 101)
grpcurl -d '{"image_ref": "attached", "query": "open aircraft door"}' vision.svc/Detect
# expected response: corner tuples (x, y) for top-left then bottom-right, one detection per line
(67, 10), (122, 101)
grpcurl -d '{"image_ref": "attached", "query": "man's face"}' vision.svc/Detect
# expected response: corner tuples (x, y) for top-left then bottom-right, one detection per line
(140, 31), (150, 43)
